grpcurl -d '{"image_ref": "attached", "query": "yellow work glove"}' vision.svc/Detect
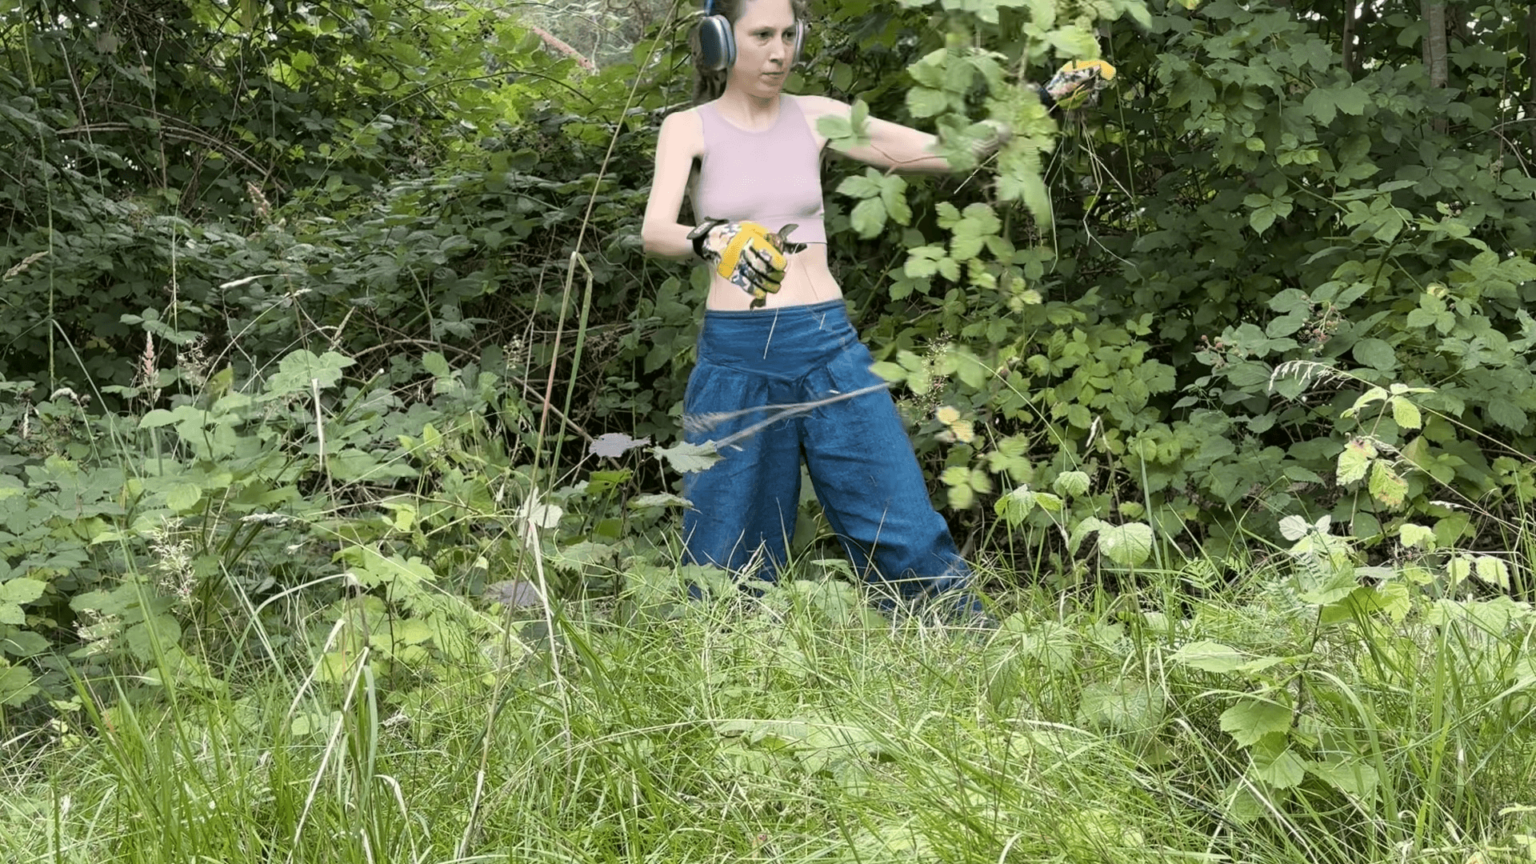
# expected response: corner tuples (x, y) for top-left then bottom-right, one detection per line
(689, 219), (806, 307)
(1042, 59), (1117, 109)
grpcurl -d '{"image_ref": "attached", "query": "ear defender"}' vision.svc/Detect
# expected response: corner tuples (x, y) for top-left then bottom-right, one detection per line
(696, 0), (807, 73)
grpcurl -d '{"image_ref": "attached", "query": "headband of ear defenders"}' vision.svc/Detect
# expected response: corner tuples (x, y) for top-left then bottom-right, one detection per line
(697, 0), (806, 73)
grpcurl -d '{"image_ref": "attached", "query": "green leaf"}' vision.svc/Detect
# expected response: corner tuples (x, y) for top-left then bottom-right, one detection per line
(1389, 396), (1422, 430)
(907, 86), (948, 118)
(139, 409), (178, 429)
(628, 492), (692, 509)
(1475, 556), (1511, 589)
(880, 175), (911, 226)
(0, 662), (38, 707)
(1307, 757), (1379, 802)
(1333, 86), (1370, 115)
(1249, 207), (1276, 234)
(422, 351), (451, 378)
(267, 350), (354, 395)
(1486, 399), (1528, 431)
(942, 466), (975, 509)
(850, 197), (887, 239)
(1303, 88), (1336, 124)
(1, 630), (48, 657)
(1220, 696), (1292, 746)
(1251, 737), (1306, 789)
(1336, 438), (1376, 485)
(1171, 641), (1247, 673)
(126, 614), (183, 663)
(165, 483), (202, 512)
(1076, 679), (1164, 731)
(0, 578), (47, 606)
(1399, 523), (1435, 550)
(870, 361), (908, 383)
(1053, 471), (1090, 498)
(652, 441), (721, 474)
(836, 173), (883, 199)
(1352, 338), (1397, 372)
(1096, 522), (1154, 567)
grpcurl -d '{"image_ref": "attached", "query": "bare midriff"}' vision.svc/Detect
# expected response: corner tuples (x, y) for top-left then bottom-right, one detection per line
(704, 242), (842, 311)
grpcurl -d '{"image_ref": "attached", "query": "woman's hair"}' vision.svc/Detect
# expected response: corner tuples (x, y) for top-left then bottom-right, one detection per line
(689, 0), (811, 105)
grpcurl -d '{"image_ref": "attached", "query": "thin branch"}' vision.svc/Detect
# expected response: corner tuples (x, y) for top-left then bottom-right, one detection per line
(528, 25), (597, 73)
(54, 120), (285, 190)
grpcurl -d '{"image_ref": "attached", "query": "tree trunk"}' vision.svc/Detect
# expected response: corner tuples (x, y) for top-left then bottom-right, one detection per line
(1527, 3), (1536, 153)
(1422, 0), (1448, 132)
(1341, 2), (1357, 79)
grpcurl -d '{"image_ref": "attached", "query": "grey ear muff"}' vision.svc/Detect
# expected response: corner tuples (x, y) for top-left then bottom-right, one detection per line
(697, 13), (735, 72)
(696, 2), (807, 73)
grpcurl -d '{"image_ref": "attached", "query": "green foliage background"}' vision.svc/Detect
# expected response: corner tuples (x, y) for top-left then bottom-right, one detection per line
(3, 0), (1536, 698)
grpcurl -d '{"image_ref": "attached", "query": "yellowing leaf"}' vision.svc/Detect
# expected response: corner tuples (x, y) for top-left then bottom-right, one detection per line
(1336, 437), (1376, 485)
(1368, 460), (1407, 509)
(936, 406), (961, 425)
(1390, 396), (1422, 430)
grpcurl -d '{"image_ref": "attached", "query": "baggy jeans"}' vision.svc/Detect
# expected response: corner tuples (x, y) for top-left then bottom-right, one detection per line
(680, 298), (971, 604)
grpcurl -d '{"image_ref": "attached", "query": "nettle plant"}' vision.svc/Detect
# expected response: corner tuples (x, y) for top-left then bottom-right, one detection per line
(787, 0), (1536, 567)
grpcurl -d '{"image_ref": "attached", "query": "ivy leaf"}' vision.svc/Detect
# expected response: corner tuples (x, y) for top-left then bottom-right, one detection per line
(1220, 696), (1292, 746)
(1336, 438), (1376, 485)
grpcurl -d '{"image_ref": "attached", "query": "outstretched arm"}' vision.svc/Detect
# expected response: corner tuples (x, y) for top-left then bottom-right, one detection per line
(809, 59), (1116, 175)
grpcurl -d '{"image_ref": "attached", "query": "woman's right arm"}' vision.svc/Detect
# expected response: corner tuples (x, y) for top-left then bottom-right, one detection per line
(641, 111), (705, 261)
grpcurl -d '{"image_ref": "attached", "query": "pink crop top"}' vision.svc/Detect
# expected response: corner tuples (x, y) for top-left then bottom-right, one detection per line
(692, 94), (827, 244)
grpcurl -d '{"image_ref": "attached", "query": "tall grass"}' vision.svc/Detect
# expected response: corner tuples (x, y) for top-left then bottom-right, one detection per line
(3, 553), (1534, 864)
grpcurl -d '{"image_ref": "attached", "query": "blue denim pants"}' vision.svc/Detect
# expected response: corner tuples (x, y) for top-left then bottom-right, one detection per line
(680, 299), (971, 603)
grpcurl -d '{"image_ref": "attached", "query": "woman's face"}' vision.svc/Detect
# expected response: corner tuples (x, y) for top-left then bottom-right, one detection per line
(728, 0), (798, 97)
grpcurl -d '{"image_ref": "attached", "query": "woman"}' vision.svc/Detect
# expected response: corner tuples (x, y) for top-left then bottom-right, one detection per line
(640, 0), (1110, 607)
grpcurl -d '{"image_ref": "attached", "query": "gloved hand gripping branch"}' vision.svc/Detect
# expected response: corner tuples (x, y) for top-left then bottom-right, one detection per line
(974, 59), (1118, 157)
(689, 219), (808, 307)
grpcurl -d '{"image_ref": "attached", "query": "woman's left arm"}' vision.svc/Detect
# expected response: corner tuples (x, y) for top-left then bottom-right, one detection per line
(800, 94), (988, 175)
